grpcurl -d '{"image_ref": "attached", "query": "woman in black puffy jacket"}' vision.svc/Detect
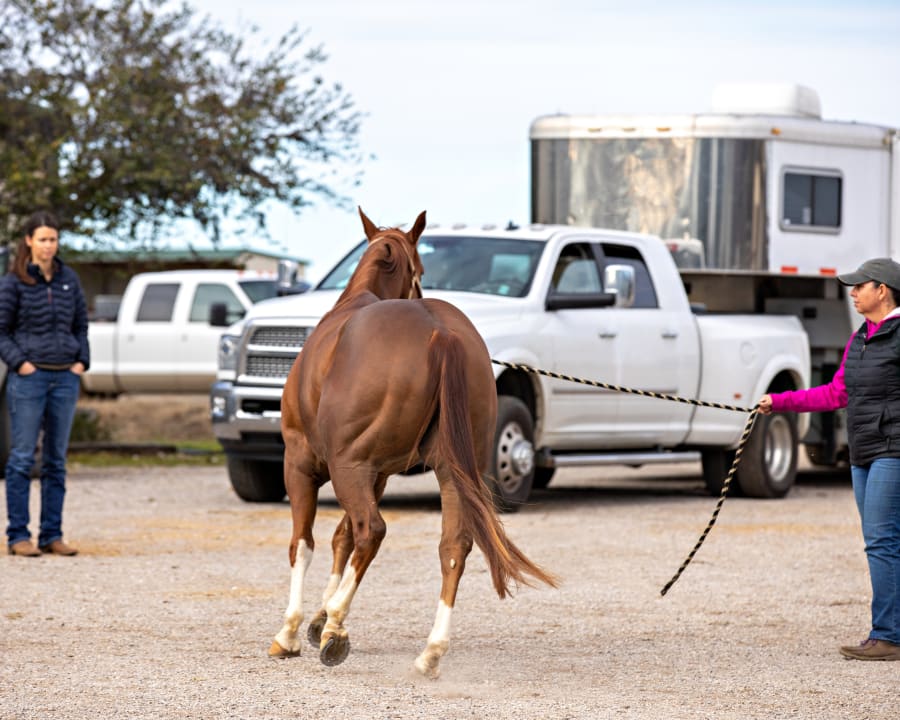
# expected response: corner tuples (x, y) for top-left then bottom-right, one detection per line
(0, 210), (90, 557)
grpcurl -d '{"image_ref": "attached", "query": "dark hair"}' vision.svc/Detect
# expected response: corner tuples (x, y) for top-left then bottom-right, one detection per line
(13, 210), (61, 284)
(887, 285), (900, 307)
(869, 280), (900, 307)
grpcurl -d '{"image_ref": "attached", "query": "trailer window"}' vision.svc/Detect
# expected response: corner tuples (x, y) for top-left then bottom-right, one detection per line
(781, 171), (841, 230)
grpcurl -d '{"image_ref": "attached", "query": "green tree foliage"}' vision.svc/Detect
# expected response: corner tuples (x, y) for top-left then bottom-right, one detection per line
(0, 0), (365, 246)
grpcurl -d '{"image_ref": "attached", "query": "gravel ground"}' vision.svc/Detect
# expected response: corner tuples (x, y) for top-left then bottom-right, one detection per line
(0, 462), (895, 720)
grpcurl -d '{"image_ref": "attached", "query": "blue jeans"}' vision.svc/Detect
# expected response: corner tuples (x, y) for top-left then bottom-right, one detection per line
(851, 458), (900, 645)
(5, 369), (81, 548)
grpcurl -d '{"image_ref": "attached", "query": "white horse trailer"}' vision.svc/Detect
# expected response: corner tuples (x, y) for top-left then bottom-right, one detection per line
(530, 84), (900, 466)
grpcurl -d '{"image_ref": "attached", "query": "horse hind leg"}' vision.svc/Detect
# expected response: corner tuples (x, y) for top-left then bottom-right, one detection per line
(269, 538), (312, 657)
(414, 472), (473, 679)
(307, 512), (353, 648)
(317, 470), (388, 667)
(269, 465), (319, 658)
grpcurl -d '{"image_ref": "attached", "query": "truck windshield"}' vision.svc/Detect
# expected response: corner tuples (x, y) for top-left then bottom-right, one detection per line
(239, 280), (279, 303)
(317, 235), (545, 298)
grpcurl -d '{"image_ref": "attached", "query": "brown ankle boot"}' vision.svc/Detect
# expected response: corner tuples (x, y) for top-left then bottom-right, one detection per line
(39, 540), (78, 556)
(8, 540), (41, 557)
(839, 638), (900, 661)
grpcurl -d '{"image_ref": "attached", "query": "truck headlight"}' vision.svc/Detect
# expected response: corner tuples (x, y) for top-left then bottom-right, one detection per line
(218, 334), (239, 372)
(210, 394), (228, 422)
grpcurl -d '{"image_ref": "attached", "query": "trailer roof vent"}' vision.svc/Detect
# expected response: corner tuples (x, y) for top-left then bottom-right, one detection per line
(710, 83), (822, 119)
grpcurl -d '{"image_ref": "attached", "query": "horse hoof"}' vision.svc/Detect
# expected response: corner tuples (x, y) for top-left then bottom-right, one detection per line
(319, 635), (350, 666)
(307, 615), (326, 648)
(268, 640), (300, 658)
(414, 655), (441, 680)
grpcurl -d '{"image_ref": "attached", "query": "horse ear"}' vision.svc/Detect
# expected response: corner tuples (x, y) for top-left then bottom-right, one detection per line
(358, 207), (379, 242)
(408, 211), (427, 245)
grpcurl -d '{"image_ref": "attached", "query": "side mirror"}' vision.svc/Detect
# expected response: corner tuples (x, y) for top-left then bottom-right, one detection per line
(209, 302), (229, 327)
(276, 258), (312, 295)
(603, 264), (635, 308)
(277, 259), (298, 292)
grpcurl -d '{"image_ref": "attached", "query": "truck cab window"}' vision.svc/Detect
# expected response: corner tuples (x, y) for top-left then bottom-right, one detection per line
(551, 243), (601, 294)
(191, 283), (244, 324)
(136, 283), (179, 322)
(601, 244), (659, 309)
(238, 280), (279, 304)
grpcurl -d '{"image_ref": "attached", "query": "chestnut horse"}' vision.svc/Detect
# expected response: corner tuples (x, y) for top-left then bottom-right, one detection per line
(269, 208), (556, 678)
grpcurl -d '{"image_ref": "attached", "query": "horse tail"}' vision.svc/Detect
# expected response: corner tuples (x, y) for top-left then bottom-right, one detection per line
(428, 330), (558, 598)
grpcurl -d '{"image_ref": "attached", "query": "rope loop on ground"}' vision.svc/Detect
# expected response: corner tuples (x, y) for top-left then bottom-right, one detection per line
(489, 358), (761, 596)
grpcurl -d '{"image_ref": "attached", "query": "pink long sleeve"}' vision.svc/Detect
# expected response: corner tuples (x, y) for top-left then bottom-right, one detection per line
(769, 332), (854, 413)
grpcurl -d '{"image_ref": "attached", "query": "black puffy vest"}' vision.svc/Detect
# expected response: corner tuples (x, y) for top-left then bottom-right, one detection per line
(844, 317), (900, 466)
(0, 259), (90, 372)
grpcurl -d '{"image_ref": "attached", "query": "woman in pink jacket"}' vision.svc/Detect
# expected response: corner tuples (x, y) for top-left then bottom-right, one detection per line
(760, 258), (900, 661)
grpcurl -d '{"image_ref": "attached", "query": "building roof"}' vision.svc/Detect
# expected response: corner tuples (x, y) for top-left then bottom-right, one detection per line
(65, 245), (308, 266)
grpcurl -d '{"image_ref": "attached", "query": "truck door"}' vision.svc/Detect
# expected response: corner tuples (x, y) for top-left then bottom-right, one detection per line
(540, 242), (622, 448)
(596, 243), (698, 447)
(178, 282), (248, 392)
(117, 282), (181, 392)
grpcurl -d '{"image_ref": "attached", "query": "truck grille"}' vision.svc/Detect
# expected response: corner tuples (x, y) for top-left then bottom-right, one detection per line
(245, 355), (296, 378)
(249, 326), (311, 347)
(241, 321), (314, 382)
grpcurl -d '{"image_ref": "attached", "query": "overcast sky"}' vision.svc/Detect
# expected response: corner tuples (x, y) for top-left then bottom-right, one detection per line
(186, 0), (900, 280)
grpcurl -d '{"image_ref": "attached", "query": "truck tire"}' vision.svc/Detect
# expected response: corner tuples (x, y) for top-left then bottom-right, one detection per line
(805, 444), (837, 467)
(532, 466), (556, 490)
(226, 456), (286, 502)
(488, 396), (536, 512)
(700, 449), (738, 496)
(736, 412), (798, 498)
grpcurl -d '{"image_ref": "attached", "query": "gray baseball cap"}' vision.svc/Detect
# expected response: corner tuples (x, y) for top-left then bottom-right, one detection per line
(837, 258), (900, 290)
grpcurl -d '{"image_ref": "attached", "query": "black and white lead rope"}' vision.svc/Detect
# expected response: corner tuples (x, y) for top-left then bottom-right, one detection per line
(489, 358), (761, 597)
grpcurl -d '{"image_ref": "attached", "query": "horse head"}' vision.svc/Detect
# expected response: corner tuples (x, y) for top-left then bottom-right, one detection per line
(355, 207), (426, 300)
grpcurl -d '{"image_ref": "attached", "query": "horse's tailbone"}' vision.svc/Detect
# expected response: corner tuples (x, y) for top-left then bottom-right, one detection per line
(429, 331), (558, 598)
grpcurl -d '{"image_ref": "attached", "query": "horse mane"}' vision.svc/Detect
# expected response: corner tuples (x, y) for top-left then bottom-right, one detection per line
(341, 228), (418, 302)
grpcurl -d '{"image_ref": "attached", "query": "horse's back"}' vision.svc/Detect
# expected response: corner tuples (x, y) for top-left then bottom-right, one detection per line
(336, 297), (488, 367)
(338, 297), (491, 386)
(317, 298), (495, 472)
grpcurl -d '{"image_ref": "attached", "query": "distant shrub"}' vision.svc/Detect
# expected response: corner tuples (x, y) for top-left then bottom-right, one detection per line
(70, 408), (111, 442)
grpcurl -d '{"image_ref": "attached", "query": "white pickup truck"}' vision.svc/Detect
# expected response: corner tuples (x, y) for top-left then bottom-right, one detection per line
(83, 269), (279, 395)
(210, 224), (810, 506)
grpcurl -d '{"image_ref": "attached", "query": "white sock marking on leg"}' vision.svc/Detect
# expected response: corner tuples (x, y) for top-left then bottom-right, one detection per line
(274, 540), (313, 651)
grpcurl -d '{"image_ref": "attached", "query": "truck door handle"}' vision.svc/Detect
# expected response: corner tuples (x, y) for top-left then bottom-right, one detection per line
(598, 330), (617, 339)
(661, 330), (679, 339)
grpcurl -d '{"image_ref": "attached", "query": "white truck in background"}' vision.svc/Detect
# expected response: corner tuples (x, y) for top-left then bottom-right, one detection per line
(530, 83), (900, 470)
(210, 224), (809, 507)
(83, 269), (279, 396)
